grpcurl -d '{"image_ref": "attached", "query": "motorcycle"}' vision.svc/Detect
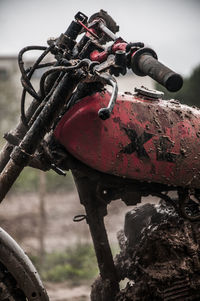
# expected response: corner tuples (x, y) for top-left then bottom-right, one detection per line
(0, 9), (199, 301)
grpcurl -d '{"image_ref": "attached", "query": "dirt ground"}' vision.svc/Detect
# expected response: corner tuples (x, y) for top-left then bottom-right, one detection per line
(45, 282), (90, 301)
(0, 190), (159, 300)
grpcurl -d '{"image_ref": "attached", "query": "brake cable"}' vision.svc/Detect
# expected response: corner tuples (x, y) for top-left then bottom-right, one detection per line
(19, 45), (54, 126)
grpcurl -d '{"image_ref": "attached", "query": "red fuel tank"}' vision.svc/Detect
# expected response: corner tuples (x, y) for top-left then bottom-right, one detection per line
(54, 90), (200, 188)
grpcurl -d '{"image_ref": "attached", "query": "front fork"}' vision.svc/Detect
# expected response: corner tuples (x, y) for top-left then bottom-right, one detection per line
(73, 171), (119, 300)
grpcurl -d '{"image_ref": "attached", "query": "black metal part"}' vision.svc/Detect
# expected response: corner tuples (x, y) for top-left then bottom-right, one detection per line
(111, 50), (127, 76)
(131, 47), (183, 92)
(72, 172), (120, 300)
(115, 50), (126, 66)
(73, 214), (87, 222)
(56, 33), (76, 51)
(35, 134), (200, 223)
(52, 151), (183, 300)
(10, 145), (32, 166)
(64, 21), (82, 40)
(56, 13), (87, 53)
(131, 47), (158, 76)
(74, 11), (88, 24)
(126, 42), (144, 52)
(3, 132), (20, 146)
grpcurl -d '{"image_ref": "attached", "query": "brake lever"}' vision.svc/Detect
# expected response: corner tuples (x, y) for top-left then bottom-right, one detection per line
(97, 73), (118, 120)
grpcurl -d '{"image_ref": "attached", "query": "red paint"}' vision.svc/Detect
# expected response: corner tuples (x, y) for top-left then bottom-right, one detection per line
(85, 27), (99, 40)
(54, 91), (200, 188)
(112, 42), (127, 52)
(90, 39), (128, 63)
(90, 50), (108, 62)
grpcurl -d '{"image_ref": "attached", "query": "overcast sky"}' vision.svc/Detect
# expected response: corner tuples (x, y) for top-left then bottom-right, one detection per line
(0, 0), (199, 76)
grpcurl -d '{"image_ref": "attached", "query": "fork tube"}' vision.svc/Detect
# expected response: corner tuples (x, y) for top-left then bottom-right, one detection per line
(0, 72), (82, 202)
(0, 65), (60, 174)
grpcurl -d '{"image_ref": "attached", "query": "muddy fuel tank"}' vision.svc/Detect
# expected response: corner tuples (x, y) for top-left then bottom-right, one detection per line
(54, 88), (200, 189)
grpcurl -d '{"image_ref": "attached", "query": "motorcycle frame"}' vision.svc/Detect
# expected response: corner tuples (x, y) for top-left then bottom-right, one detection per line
(57, 149), (177, 299)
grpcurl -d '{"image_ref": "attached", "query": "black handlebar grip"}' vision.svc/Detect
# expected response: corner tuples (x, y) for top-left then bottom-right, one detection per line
(131, 47), (183, 92)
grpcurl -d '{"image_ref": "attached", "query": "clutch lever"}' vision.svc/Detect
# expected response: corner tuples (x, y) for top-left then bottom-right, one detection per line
(97, 73), (118, 120)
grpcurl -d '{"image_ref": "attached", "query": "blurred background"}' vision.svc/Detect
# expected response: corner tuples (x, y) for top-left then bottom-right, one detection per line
(0, 0), (199, 300)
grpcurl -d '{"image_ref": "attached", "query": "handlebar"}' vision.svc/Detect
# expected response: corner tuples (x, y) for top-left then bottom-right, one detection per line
(131, 47), (183, 92)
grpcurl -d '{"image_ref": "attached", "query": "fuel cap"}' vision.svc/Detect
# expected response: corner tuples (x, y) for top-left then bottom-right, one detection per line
(135, 86), (164, 99)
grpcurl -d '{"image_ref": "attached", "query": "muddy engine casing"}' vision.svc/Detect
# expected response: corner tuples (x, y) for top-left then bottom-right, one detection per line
(114, 202), (200, 300)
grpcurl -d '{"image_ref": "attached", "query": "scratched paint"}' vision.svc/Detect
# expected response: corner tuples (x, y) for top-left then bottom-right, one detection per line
(54, 90), (200, 188)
